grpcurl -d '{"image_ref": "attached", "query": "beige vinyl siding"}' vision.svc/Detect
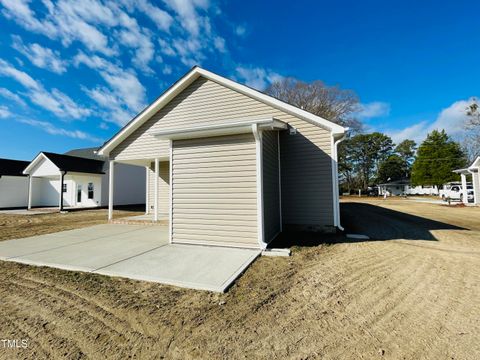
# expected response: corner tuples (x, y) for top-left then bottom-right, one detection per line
(146, 161), (169, 216)
(171, 133), (259, 248)
(262, 131), (281, 242)
(111, 76), (334, 227)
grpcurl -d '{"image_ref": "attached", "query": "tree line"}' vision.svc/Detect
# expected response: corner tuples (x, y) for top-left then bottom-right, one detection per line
(265, 78), (477, 192)
(339, 130), (467, 192)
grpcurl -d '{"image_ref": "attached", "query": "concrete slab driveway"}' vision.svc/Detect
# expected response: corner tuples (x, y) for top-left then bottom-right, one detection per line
(0, 224), (260, 292)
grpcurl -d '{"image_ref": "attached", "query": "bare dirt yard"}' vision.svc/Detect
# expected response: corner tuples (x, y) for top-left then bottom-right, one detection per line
(0, 199), (479, 359)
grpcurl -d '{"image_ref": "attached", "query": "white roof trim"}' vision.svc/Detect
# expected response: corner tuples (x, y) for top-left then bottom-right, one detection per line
(153, 118), (287, 140)
(469, 156), (480, 169)
(97, 67), (345, 156)
(23, 153), (56, 175)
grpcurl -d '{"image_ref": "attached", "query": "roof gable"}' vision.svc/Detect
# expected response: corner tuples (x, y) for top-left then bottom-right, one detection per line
(98, 67), (345, 156)
(24, 152), (105, 175)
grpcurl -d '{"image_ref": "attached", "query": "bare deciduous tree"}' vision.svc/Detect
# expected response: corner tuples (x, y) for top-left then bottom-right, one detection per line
(464, 99), (480, 161)
(265, 77), (362, 132)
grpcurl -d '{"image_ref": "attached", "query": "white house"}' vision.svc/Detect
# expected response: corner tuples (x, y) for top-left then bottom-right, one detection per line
(378, 179), (439, 196)
(0, 158), (31, 209)
(453, 156), (480, 205)
(378, 179), (410, 196)
(23, 148), (146, 210)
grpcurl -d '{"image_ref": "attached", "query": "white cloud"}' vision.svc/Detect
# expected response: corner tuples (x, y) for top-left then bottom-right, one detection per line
(99, 122), (109, 130)
(17, 118), (102, 143)
(74, 51), (146, 113)
(0, 87), (27, 107)
(2, 0), (231, 72)
(387, 98), (473, 144)
(162, 65), (173, 75)
(2, 1), (122, 56)
(235, 66), (283, 90)
(0, 0), (57, 37)
(48, 1), (115, 56)
(213, 36), (226, 52)
(116, 24), (155, 73)
(0, 105), (11, 118)
(0, 58), (40, 89)
(355, 101), (390, 120)
(163, 0), (210, 37)
(82, 86), (135, 125)
(12, 35), (68, 74)
(159, 38), (176, 56)
(235, 25), (246, 37)
(121, 0), (173, 31)
(0, 58), (90, 119)
(172, 37), (204, 66)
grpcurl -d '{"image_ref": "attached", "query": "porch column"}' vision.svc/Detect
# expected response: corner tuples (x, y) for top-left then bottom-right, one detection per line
(154, 158), (159, 222)
(473, 171), (480, 205)
(27, 175), (32, 210)
(108, 160), (115, 220)
(59, 171), (65, 211)
(461, 173), (468, 204)
(145, 165), (149, 215)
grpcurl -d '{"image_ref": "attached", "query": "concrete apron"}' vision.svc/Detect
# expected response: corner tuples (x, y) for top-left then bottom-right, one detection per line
(0, 224), (261, 293)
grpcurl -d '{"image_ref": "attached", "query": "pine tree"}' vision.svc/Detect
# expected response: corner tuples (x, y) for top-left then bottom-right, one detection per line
(411, 130), (467, 187)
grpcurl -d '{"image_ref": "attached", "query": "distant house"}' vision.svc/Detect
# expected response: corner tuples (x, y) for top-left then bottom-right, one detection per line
(378, 179), (438, 196)
(23, 148), (145, 210)
(378, 179), (410, 196)
(0, 158), (30, 209)
(453, 156), (480, 205)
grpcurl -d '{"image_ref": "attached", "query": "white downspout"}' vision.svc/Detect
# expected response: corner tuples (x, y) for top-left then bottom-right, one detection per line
(333, 132), (347, 231)
(252, 124), (266, 249)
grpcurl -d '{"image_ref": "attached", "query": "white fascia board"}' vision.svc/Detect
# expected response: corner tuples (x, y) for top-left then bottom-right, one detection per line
(153, 118), (287, 140)
(97, 69), (202, 156)
(196, 68), (346, 134)
(469, 156), (480, 169)
(23, 153), (58, 175)
(98, 67), (345, 156)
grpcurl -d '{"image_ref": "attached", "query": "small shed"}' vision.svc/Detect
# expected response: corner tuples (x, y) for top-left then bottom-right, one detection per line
(97, 66), (346, 249)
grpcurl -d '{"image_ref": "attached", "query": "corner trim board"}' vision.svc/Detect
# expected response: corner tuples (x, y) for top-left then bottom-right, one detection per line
(252, 124), (266, 249)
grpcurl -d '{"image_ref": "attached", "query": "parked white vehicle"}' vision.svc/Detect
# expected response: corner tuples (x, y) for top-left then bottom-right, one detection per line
(439, 183), (474, 202)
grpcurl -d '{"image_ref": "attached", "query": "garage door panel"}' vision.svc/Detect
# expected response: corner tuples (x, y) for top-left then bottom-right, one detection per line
(172, 134), (259, 248)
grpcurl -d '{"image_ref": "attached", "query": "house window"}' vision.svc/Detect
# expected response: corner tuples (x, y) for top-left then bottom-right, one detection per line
(88, 182), (94, 199)
(62, 184), (67, 193)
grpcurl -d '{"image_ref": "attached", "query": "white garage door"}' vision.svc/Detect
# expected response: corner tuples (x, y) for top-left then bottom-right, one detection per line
(172, 133), (259, 248)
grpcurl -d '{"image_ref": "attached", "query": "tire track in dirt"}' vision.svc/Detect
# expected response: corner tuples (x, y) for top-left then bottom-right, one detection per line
(5, 277), (168, 359)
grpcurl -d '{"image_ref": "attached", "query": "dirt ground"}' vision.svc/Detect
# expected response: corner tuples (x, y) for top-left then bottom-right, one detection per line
(0, 199), (479, 359)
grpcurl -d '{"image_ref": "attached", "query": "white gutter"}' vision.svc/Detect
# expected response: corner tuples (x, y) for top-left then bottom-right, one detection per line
(153, 118), (287, 140)
(332, 130), (347, 231)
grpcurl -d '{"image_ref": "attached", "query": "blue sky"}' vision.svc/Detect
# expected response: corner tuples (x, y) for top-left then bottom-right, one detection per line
(0, 0), (478, 160)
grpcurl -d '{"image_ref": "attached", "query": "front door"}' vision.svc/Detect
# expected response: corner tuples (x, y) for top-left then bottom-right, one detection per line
(76, 184), (82, 204)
